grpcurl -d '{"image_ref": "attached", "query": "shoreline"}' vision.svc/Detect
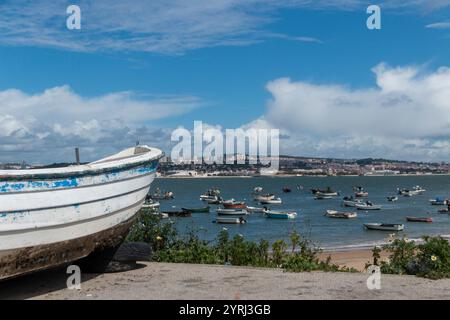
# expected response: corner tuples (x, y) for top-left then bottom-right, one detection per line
(158, 173), (450, 179)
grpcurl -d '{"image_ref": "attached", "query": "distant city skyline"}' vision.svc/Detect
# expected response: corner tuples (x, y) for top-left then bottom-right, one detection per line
(0, 1), (450, 163)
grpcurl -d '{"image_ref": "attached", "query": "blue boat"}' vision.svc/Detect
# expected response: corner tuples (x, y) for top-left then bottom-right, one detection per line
(265, 210), (297, 219)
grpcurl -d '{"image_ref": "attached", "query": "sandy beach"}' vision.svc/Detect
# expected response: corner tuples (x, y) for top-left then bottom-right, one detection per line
(1, 249), (449, 300)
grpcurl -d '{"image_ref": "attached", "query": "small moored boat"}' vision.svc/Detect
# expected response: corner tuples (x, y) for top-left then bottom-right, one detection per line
(223, 200), (246, 209)
(265, 210), (297, 219)
(215, 217), (246, 224)
(216, 208), (248, 216)
(260, 197), (282, 205)
(246, 206), (265, 213)
(325, 210), (357, 219)
(254, 194), (275, 202)
(181, 206), (210, 213)
(430, 197), (449, 206)
(387, 196), (398, 202)
(355, 202), (382, 210)
(364, 223), (404, 231)
(406, 217), (433, 223)
(342, 197), (363, 207)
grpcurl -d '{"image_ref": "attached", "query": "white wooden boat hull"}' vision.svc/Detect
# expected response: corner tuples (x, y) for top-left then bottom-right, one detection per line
(0, 145), (163, 280)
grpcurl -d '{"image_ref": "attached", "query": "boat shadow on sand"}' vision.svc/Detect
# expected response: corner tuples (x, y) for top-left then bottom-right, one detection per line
(0, 262), (147, 300)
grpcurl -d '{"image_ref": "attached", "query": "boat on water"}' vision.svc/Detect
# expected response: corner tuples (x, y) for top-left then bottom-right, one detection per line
(406, 217), (433, 223)
(142, 200), (160, 210)
(342, 197), (363, 207)
(150, 189), (174, 200)
(311, 187), (338, 197)
(325, 210), (357, 219)
(314, 194), (333, 200)
(215, 217), (246, 225)
(254, 194), (275, 202)
(253, 187), (263, 193)
(161, 210), (192, 217)
(430, 197), (449, 206)
(0, 145), (163, 281)
(282, 186), (292, 193)
(364, 223), (404, 231)
(216, 208), (248, 216)
(200, 189), (221, 201)
(355, 201), (382, 210)
(265, 210), (297, 219)
(206, 197), (223, 205)
(353, 186), (368, 198)
(222, 200), (246, 209)
(181, 206), (210, 213)
(260, 197), (282, 205)
(398, 186), (426, 197)
(387, 196), (398, 202)
(245, 206), (265, 213)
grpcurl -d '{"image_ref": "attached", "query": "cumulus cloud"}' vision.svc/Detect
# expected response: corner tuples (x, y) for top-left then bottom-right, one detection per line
(0, 86), (202, 163)
(0, 0), (445, 54)
(243, 63), (450, 161)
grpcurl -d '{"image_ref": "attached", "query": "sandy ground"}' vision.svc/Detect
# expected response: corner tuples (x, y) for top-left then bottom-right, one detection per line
(1, 257), (450, 300)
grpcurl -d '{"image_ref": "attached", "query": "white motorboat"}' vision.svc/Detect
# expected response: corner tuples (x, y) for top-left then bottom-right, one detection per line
(245, 206), (266, 213)
(216, 208), (248, 216)
(254, 194), (275, 202)
(355, 202), (382, 210)
(260, 197), (282, 205)
(0, 145), (163, 280)
(342, 197), (363, 207)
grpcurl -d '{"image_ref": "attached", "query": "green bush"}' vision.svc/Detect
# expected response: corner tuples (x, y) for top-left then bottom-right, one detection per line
(370, 236), (450, 279)
(128, 209), (353, 273)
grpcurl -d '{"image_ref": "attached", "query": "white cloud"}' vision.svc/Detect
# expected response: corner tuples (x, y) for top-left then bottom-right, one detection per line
(0, 86), (202, 163)
(243, 63), (450, 161)
(0, 0), (444, 54)
(426, 21), (450, 29)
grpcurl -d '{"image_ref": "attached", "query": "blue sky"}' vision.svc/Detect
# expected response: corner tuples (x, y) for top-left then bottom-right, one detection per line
(0, 1), (450, 163)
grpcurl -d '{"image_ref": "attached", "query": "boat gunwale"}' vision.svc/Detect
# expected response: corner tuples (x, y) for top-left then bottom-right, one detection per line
(0, 146), (163, 181)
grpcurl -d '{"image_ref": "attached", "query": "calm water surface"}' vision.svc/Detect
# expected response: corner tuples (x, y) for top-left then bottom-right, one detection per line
(151, 176), (450, 250)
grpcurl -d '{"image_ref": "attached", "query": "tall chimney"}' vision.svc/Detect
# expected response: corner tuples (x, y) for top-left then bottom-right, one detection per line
(75, 147), (80, 165)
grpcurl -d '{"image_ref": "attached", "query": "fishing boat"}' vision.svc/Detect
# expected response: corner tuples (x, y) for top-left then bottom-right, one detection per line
(397, 186), (426, 197)
(260, 197), (282, 205)
(387, 196), (398, 202)
(314, 194), (333, 200)
(406, 217), (433, 223)
(245, 206), (266, 213)
(254, 194), (275, 202)
(181, 206), (210, 213)
(364, 223), (404, 231)
(200, 189), (221, 201)
(282, 186), (292, 193)
(355, 202), (382, 210)
(206, 197), (223, 205)
(265, 210), (297, 219)
(150, 189), (174, 200)
(0, 145), (163, 281)
(342, 197), (363, 207)
(354, 186), (368, 198)
(312, 187), (338, 197)
(215, 217), (246, 225)
(161, 210), (192, 217)
(430, 197), (448, 206)
(216, 208), (248, 216)
(142, 200), (160, 209)
(222, 200), (246, 209)
(325, 210), (357, 219)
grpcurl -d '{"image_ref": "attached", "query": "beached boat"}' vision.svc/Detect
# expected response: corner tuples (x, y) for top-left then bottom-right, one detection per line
(223, 200), (246, 209)
(181, 206), (210, 213)
(215, 217), (246, 224)
(364, 223), (404, 231)
(260, 197), (282, 205)
(325, 210), (357, 219)
(387, 196), (398, 202)
(342, 197), (363, 207)
(0, 145), (163, 281)
(265, 210), (297, 219)
(430, 197), (448, 206)
(355, 202), (382, 210)
(406, 217), (433, 223)
(246, 206), (266, 213)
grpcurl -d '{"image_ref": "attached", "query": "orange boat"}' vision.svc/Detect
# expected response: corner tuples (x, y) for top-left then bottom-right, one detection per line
(223, 201), (246, 209)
